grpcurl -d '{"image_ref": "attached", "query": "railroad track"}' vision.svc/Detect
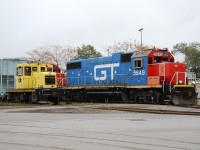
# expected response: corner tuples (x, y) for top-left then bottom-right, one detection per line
(95, 106), (200, 116)
(190, 105), (200, 109)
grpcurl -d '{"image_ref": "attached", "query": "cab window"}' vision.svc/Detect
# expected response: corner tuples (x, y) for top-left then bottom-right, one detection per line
(41, 67), (45, 72)
(17, 67), (23, 76)
(32, 67), (37, 72)
(154, 57), (162, 63)
(148, 57), (152, 64)
(134, 58), (143, 68)
(24, 66), (31, 76)
(47, 67), (52, 72)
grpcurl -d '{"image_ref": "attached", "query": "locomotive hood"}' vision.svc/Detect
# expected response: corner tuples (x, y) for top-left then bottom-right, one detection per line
(131, 50), (152, 58)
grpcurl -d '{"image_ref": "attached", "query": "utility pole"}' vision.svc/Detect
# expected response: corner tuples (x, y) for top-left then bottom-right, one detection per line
(139, 28), (143, 50)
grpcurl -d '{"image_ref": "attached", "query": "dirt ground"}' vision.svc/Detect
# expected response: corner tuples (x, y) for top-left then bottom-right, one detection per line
(1, 103), (200, 114)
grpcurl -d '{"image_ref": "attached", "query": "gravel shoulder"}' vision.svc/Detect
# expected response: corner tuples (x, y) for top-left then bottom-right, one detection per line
(0, 103), (200, 114)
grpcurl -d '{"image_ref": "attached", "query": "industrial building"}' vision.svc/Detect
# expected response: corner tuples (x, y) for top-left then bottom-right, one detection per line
(0, 58), (27, 99)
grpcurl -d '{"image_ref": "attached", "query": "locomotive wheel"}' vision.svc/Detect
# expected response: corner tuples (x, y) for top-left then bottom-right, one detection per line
(156, 95), (164, 104)
(130, 91), (137, 103)
(171, 94), (183, 105)
(172, 92), (197, 106)
(53, 97), (59, 105)
(121, 92), (130, 103)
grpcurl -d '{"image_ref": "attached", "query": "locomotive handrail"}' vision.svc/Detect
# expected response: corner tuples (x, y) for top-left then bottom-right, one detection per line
(68, 74), (128, 86)
(169, 72), (186, 93)
(169, 72), (196, 93)
(57, 78), (65, 88)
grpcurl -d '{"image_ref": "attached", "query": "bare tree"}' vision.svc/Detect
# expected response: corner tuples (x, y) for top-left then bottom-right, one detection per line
(26, 47), (52, 63)
(107, 40), (154, 55)
(26, 45), (78, 70)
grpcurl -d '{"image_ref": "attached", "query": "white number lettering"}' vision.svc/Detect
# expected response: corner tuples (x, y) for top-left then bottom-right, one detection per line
(133, 70), (145, 76)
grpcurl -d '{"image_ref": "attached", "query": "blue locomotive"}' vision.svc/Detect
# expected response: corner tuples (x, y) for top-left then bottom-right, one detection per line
(66, 49), (198, 105)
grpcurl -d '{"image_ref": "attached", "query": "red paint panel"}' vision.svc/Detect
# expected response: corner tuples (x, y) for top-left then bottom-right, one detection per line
(147, 62), (187, 85)
(56, 73), (67, 88)
(164, 62), (186, 85)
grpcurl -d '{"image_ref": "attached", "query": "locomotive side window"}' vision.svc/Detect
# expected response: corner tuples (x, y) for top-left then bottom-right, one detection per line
(67, 62), (82, 70)
(148, 57), (152, 64)
(154, 57), (161, 63)
(45, 76), (55, 85)
(32, 67), (37, 72)
(17, 66), (23, 76)
(121, 53), (132, 62)
(134, 58), (143, 68)
(24, 66), (31, 76)
(41, 67), (45, 72)
(163, 58), (168, 62)
(47, 67), (52, 72)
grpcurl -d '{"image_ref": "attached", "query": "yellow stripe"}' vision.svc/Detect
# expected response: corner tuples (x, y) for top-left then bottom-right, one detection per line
(174, 85), (195, 88)
(67, 85), (125, 89)
(67, 85), (162, 89)
(7, 89), (35, 93)
(126, 85), (162, 88)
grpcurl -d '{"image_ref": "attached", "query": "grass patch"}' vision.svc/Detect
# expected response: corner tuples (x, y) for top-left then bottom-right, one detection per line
(0, 102), (34, 107)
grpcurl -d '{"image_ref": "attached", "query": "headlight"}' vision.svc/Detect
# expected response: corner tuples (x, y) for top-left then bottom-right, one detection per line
(178, 80), (183, 84)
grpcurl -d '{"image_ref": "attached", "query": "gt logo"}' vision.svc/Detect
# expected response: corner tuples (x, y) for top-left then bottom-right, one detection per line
(94, 63), (119, 81)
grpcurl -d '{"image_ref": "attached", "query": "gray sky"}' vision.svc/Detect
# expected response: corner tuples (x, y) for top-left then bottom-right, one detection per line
(0, 0), (199, 61)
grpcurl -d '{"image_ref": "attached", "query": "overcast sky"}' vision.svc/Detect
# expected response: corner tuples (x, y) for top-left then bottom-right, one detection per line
(0, 0), (199, 61)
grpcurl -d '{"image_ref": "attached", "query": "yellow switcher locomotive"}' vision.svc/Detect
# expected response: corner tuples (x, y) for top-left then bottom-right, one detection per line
(7, 63), (66, 104)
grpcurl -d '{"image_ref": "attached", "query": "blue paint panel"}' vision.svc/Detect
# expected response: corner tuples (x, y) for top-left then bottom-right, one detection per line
(67, 52), (148, 86)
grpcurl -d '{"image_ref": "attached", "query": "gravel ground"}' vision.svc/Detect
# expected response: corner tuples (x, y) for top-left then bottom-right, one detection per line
(1, 103), (200, 114)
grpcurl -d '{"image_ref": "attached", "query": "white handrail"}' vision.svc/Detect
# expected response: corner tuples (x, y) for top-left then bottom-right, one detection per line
(169, 72), (196, 93)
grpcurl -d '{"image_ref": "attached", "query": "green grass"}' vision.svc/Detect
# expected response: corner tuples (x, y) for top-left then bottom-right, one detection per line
(0, 102), (34, 106)
(0, 101), (96, 107)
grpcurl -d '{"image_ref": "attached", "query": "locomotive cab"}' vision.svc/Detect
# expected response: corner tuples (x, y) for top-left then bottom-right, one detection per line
(16, 63), (57, 89)
(129, 48), (197, 105)
(145, 49), (197, 105)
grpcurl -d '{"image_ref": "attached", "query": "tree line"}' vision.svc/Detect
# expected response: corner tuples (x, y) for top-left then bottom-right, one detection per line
(172, 42), (200, 77)
(26, 41), (200, 77)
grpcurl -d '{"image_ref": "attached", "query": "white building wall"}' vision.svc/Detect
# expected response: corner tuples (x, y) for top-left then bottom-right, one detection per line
(0, 58), (27, 97)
